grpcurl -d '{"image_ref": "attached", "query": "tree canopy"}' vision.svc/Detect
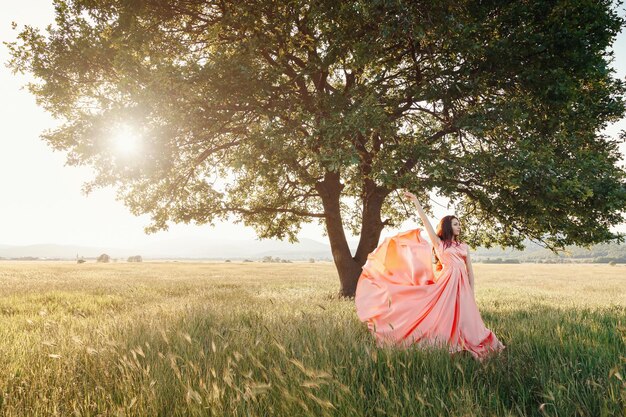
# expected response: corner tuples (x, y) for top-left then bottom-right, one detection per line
(7, 0), (626, 296)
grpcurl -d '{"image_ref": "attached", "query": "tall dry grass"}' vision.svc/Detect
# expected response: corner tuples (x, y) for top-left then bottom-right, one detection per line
(0, 261), (623, 416)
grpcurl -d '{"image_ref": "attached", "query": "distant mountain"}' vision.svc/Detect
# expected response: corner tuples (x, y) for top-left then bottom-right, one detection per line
(0, 238), (337, 260)
(134, 236), (338, 259)
(0, 237), (624, 263)
(0, 244), (133, 259)
(471, 240), (543, 259)
(471, 239), (626, 263)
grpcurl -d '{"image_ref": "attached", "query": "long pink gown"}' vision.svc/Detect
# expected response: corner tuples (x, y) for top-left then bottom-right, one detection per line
(355, 228), (505, 361)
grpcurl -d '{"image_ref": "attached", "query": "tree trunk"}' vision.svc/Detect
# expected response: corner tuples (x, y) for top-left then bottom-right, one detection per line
(354, 181), (389, 265)
(316, 173), (388, 298)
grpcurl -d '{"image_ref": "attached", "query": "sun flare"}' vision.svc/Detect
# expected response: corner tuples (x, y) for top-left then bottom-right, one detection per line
(111, 126), (142, 156)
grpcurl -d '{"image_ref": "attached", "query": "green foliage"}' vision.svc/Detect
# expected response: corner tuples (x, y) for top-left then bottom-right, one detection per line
(5, 0), (626, 251)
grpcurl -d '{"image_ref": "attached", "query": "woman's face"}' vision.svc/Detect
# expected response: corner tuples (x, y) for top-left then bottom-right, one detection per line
(451, 218), (461, 237)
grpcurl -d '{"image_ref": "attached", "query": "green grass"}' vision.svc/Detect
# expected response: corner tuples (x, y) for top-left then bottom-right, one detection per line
(0, 261), (624, 416)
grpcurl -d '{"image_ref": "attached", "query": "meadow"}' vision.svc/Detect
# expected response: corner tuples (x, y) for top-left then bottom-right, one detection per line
(0, 261), (624, 417)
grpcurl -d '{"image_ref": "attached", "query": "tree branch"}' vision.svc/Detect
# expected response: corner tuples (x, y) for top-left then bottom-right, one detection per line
(222, 205), (325, 218)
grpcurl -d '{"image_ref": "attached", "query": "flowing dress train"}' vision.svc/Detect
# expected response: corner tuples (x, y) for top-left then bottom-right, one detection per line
(355, 228), (505, 361)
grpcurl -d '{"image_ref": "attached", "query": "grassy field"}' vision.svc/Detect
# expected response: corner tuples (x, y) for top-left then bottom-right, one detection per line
(0, 261), (624, 417)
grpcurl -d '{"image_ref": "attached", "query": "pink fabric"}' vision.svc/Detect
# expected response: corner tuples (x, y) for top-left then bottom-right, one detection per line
(355, 228), (505, 361)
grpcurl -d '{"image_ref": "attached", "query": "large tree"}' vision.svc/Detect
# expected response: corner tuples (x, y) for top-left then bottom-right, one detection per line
(7, 0), (626, 297)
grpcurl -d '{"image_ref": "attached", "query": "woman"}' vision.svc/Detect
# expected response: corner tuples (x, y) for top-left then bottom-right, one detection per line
(354, 190), (505, 361)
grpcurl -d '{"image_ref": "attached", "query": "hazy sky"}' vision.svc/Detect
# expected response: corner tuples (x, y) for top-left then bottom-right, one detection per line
(1, 1), (626, 248)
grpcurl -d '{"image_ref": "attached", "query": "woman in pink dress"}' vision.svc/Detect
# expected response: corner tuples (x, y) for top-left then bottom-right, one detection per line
(355, 191), (505, 361)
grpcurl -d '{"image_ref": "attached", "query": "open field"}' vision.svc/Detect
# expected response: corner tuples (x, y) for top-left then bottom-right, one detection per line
(0, 261), (624, 416)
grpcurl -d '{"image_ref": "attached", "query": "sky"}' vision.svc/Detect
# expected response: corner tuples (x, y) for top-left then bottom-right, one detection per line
(1, 1), (625, 249)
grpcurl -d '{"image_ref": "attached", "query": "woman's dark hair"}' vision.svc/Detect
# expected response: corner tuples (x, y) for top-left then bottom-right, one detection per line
(433, 215), (460, 271)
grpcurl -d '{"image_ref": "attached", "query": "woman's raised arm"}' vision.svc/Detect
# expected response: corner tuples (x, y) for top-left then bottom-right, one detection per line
(402, 191), (441, 248)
